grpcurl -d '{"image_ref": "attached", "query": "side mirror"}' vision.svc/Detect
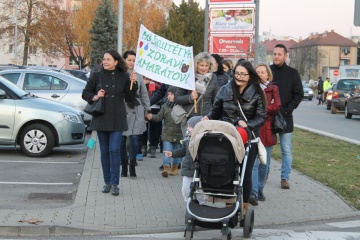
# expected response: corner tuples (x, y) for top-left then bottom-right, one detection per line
(344, 93), (351, 98)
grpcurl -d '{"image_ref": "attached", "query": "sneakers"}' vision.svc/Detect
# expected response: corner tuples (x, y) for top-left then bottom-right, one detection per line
(102, 184), (111, 193)
(249, 193), (258, 206)
(111, 185), (120, 196)
(281, 179), (290, 189)
(136, 153), (143, 161)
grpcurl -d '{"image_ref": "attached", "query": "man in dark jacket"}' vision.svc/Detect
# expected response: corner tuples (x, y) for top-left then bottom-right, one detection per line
(270, 44), (303, 190)
(317, 77), (324, 105)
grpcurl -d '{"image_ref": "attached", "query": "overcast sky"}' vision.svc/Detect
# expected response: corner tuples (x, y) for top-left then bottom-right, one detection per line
(172, 0), (360, 39)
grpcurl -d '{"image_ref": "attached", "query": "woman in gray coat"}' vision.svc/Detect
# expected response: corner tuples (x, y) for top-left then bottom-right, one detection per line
(174, 52), (219, 136)
(120, 50), (152, 178)
(82, 49), (138, 196)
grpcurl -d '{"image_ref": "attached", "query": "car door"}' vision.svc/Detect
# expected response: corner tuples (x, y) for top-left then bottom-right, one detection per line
(347, 87), (360, 114)
(22, 73), (69, 103)
(0, 87), (16, 144)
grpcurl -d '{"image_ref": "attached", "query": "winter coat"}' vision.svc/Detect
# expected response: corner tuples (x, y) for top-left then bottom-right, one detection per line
(215, 72), (230, 87)
(122, 70), (151, 136)
(174, 73), (219, 118)
(150, 84), (170, 106)
(259, 83), (281, 146)
(172, 138), (194, 177)
(317, 79), (324, 94)
(270, 63), (303, 133)
(206, 81), (266, 137)
(150, 102), (183, 143)
(82, 69), (138, 131)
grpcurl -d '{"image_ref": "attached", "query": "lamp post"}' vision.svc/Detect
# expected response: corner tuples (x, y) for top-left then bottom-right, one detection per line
(14, 0), (18, 64)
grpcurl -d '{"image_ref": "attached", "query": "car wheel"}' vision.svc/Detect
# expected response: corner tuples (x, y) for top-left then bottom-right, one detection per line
(19, 123), (55, 157)
(308, 97), (313, 101)
(345, 105), (352, 119)
(331, 105), (337, 114)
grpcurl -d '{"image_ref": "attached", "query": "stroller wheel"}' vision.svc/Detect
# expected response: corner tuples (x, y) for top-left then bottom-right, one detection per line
(184, 230), (192, 240)
(243, 208), (254, 238)
(222, 232), (232, 240)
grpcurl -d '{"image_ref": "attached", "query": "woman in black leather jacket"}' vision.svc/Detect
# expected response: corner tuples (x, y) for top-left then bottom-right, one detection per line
(203, 60), (267, 213)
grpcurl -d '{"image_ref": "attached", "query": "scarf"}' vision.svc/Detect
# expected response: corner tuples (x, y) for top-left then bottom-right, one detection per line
(195, 72), (212, 94)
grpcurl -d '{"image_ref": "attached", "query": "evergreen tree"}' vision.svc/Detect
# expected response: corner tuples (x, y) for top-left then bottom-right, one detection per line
(89, 0), (118, 67)
(160, 0), (204, 55)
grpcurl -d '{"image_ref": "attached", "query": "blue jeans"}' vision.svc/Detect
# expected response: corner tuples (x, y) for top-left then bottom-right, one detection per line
(97, 131), (122, 186)
(279, 132), (293, 180)
(162, 141), (182, 166)
(120, 135), (140, 161)
(251, 146), (273, 195)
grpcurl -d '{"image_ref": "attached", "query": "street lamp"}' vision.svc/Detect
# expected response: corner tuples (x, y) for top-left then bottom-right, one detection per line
(14, 0), (18, 64)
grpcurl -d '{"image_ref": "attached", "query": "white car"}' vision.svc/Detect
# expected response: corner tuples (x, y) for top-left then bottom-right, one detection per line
(0, 77), (86, 157)
(0, 68), (91, 125)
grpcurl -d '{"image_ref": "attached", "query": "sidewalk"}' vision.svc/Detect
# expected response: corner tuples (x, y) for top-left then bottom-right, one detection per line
(0, 131), (359, 237)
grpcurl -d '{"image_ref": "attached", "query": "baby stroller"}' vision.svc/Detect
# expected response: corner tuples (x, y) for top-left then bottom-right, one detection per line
(184, 120), (254, 239)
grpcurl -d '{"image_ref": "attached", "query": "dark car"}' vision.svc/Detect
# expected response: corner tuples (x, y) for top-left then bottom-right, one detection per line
(64, 69), (89, 81)
(344, 86), (360, 119)
(330, 79), (360, 114)
(302, 83), (314, 100)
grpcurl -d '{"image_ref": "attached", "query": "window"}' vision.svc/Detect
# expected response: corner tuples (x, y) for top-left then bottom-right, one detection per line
(9, 44), (14, 54)
(69, 56), (78, 66)
(28, 46), (37, 55)
(23, 73), (68, 90)
(340, 59), (350, 65)
(48, 47), (56, 54)
(1, 73), (20, 84)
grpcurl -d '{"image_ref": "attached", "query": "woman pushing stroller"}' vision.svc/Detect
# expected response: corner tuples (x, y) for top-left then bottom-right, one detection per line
(202, 60), (267, 214)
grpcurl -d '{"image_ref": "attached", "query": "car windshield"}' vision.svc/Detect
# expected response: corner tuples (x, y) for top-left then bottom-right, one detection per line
(337, 79), (360, 91)
(0, 76), (28, 96)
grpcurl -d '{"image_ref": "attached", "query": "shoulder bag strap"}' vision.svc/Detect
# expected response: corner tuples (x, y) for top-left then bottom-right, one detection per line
(237, 100), (256, 139)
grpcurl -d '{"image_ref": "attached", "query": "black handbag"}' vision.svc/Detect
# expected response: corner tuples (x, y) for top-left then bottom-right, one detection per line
(84, 76), (104, 116)
(273, 111), (287, 133)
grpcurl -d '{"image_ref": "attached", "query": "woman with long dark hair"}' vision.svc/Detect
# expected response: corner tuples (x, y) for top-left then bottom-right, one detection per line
(82, 49), (138, 196)
(203, 60), (267, 214)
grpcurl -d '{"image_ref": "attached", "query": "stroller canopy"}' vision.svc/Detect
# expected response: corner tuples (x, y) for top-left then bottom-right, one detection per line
(189, 120), (246, 163)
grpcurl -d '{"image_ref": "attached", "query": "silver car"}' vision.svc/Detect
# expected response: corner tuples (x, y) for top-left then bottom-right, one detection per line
(0, 77), (86, 157)
(0, 68), (91, 125)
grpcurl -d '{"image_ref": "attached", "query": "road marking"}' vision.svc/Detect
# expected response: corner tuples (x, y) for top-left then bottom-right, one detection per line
(0, 182), (73, 185)
(327, 220), (360, 228)
(0, 160), (79, 164)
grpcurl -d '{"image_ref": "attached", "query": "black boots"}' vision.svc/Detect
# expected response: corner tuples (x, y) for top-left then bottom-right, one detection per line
(121, 159), (128, 177)
(129, 160), (137, 177)
(150, 146), (156, 158)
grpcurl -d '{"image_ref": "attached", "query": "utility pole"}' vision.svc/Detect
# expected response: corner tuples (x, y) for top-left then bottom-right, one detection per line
(254, 0), (260, 66)
(117, 0), (123, 54)
(204, 0), (209, 52)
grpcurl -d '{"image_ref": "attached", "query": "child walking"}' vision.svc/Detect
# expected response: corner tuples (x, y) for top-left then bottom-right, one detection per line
(149, 86), (183, 177)
(164, 116), (206, 204)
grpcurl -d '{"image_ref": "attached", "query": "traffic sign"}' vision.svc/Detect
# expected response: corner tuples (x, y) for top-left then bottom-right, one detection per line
(333, 69), (339, 76)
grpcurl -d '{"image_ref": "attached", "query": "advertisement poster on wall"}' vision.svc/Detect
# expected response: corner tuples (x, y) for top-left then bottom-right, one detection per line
(210, 8), (254, 32)
(211, 35), (252, 55)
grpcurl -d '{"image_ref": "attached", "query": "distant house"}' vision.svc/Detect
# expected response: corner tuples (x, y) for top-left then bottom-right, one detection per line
(290, 30), (358, 82)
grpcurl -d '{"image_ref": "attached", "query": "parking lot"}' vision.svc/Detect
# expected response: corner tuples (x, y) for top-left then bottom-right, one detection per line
(0, 133), (90, 210)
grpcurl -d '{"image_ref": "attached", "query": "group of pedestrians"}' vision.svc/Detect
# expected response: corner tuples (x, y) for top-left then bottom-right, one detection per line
(81, 44), (303, 215)
(317, 76), (332, 105)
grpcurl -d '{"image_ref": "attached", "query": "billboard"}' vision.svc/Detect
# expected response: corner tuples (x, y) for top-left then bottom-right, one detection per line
(210, 8), (254, 32)
(209, 0), (254, 3)
(211, 35), (251, 55)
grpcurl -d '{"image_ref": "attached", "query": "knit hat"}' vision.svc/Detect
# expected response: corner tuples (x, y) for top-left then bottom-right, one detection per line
(167, 86), (177, 94)
(187, 116), (202, 128)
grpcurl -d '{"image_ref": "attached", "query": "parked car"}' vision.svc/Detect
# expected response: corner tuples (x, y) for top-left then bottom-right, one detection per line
(0, 77), (85, 157)
(0, 69), (91, 125)
(302, 82), (314, 100)
(344, 85), (360, 119)
(329, 79), (360, 114)
(64, 69), (90, 81)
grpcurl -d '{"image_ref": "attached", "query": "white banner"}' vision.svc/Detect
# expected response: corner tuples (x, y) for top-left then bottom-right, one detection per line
(134, 25), (195, 90)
